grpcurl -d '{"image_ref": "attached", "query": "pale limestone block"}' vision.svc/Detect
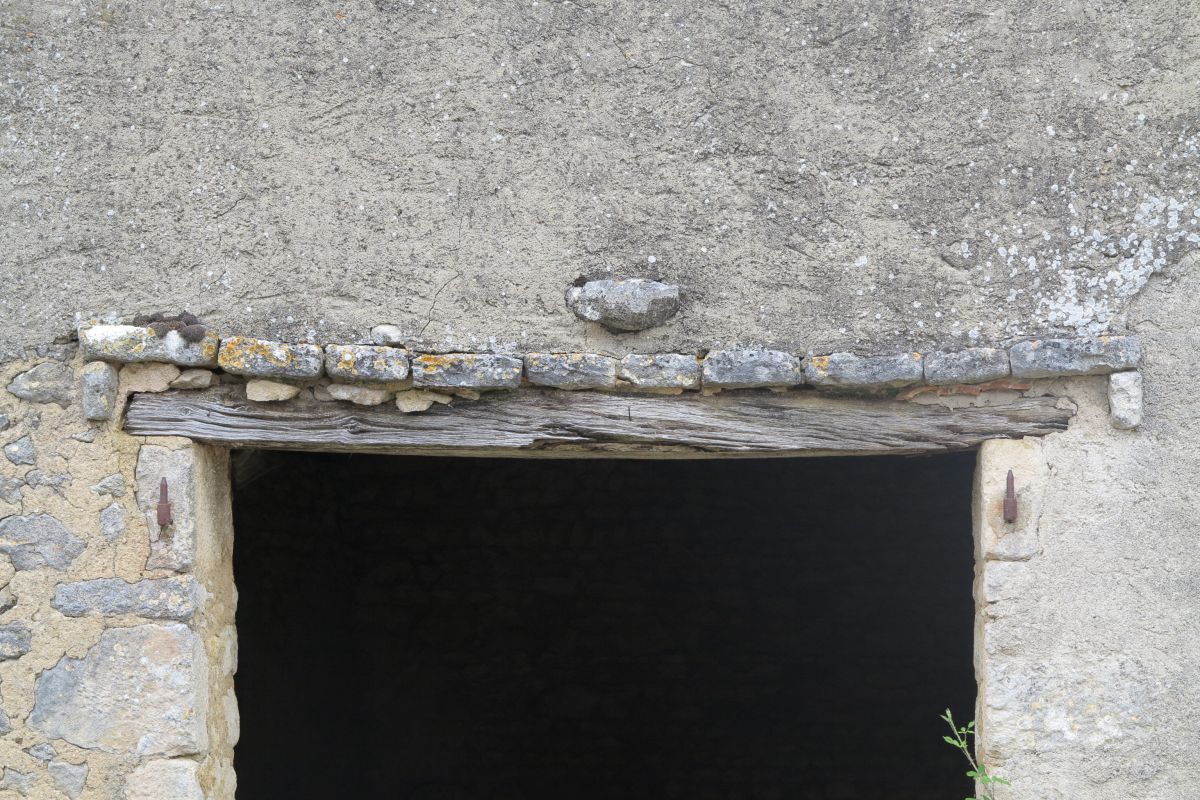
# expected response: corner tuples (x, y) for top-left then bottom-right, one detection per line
(29, 624), (208, 757)
(974, 438), (1049, 562)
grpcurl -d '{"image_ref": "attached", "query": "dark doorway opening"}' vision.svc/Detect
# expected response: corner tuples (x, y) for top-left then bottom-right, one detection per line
(232, 451), (976, 800)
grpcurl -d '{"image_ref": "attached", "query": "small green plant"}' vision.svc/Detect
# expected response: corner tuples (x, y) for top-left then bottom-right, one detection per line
(941, 709), (1010, 800)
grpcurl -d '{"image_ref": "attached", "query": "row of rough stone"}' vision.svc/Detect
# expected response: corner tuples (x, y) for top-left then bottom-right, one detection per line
(78, 324), (1143, 392)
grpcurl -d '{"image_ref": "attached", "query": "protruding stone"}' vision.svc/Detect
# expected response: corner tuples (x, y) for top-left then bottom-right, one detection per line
(124, 759), (204, 800)
(0, 588), (16, 614)
(96, 504), (124, 543)
(49, 762), (88, 800)
(25, 469), (70, 495)
(91, 474), (126, 497)
(325, 344), (410, 383)
(0, 414), (8, 431)
(53, 576), (203, 621)
(218, 336), (323, 379)
(0, 709), (10, 736)
(395, 390), (451, 413)
(0, 769), (33, 796)
(0, 514), (85, 571)
(245, 379), (301, 403)
(1109, 371), (1143, 430)
(81, 361), (119, 421)
(326, 383), (394, 406)
(80, 325), (219, 367)
(923, 348), (1010, 385)
(524, 353), (618, 389)
(805, 352), (924, 390)
(370, 324), (405, 346)
(1009, 336), (1142, 378)
(619, 354), (702, 391)
(0, 477), (21, 504)
(6, 362), (75, 406)
(3, 435), (35, 466)
(565, 279), (681, 332)
(169, 369), (215, 390)
(411, 354), (522, 390)
(136, 445), (197, 572)
(0, 623), (31, 660)
(24, 743), (56, 762)
(29, 624), (208, 756)
(701, 350), (803, 389)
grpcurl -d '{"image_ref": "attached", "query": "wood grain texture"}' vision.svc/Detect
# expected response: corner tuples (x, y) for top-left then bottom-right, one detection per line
(124, 387), (1072, 458)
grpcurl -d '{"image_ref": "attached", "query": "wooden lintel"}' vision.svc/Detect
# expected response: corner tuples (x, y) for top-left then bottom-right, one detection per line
(123, 387), (1073, 459)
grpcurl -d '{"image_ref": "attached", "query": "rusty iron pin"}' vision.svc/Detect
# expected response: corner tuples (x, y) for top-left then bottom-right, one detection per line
(1003, 469), (1018, 523)
(157, 477), (173, 528)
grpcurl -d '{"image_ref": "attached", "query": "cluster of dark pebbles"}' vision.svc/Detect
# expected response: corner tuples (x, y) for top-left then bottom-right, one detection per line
(132, 311), (207, 342)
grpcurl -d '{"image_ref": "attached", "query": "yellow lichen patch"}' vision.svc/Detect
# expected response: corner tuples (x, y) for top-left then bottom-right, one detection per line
(414, 354), (467, 371)
(218, 337), (294, 370)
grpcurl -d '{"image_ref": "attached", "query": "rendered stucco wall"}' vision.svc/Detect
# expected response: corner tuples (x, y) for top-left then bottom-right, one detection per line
(2, 2), (1199, 358)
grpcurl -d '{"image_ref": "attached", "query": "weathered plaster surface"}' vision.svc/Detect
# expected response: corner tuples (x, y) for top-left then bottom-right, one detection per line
(974, 259), (1200, 798)
(2, 2), (1198, 358)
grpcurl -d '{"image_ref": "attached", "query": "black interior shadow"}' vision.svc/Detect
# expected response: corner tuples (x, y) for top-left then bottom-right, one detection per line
(232, 451), (976, 800)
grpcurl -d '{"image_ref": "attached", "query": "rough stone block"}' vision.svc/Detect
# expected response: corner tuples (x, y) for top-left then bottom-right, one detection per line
(411, 354), (522, 390)
(24, 743), (55, 762)
(100, 503), (126, 541)
(0, 709), (10, 736)
(6, 362), (75, 406)
(3, 435), (35, 466)
(245, 379), (301, 402)
(565, 279), (680, 331)
(325, 344), (410, 383)
(218, 336), (323, 379)
(923, 347), (1010, 385)
(124, 759), (204, 800)
(80, 325), (219, 368)
(91, 474), (126, 497)
(1109, 371), (1143, 430)
(804, 352), (924, 390)
(48, 762), (88, 800)
(80, 361), (119, 421)
(975, 438), (1049, 562)
(29, 624), (208, 756)
(0, 514), (85, 571)
(0, 769), (33, 796)
(53, 576), (203, 621)
(524, 353), (618, 389)
(169, 369), (215, 390)
(327, 383), (394, 406)
(0, 623), (32, 660)
(701, 349), (803, 389)
(136, 445), (197, 572)
(370, 324), (405, 345)
(0, 476), (22, 504)
(395, 390), (451, 413)
(119, 362), (181, 394)
(618, 353), (702, 390)
(1009, 336), (1142, 378)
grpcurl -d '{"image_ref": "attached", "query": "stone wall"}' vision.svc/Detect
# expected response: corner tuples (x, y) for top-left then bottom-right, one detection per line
(0, 353), (235, 799)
